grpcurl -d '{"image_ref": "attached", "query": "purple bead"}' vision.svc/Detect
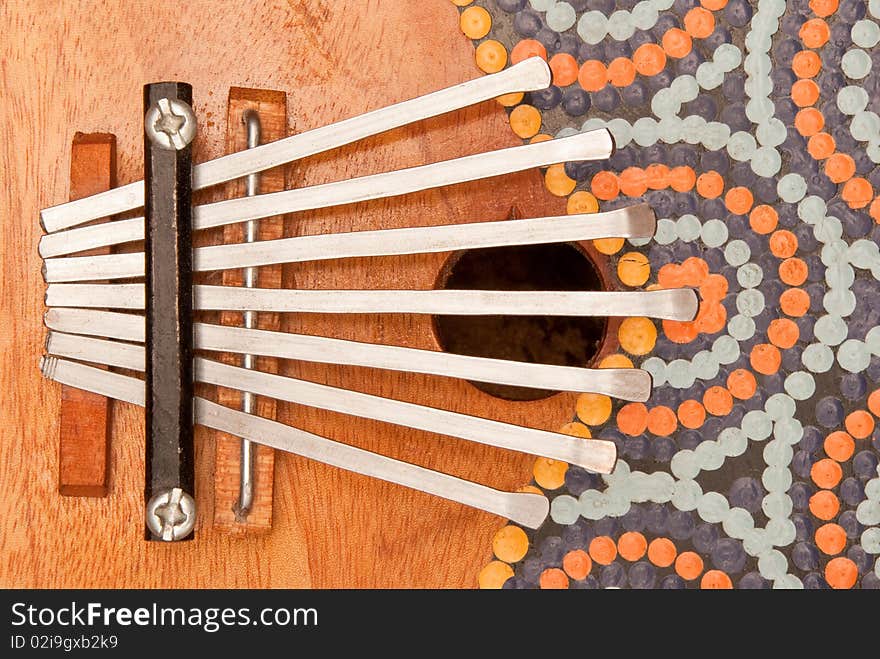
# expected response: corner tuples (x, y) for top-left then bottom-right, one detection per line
(792, 513), (814, 542)
(578, 42), (605, 61)
(528, 86), (561, 110)
(644, 503), (669, 534)
(847, 545), (871, 574)
(604, 40), (632, 60)
(774, 97), (799, 125)
(841, 373), (867, 400)
(815, 395), (845, 428)
(651, 436), (676, 463)
(670, 144), (699, 168)
(677, 429), (703, 451)
(667, 510), (695, 540)
(609, 146), (636, 170)
(729, 477), (765, 512)
(720, 103), (750, 131)
(564, 159), (598, 182)
(686, 94), (717, 121)
(794, 222), (817, 251)
(520, 557), (543, 583)
(513, 9), (543, 37)
(676, 49), (704, 77)
(623, 435), (650, 460)
(781, 14), (805, 38)
(620, 505), (645, 532)
(771, 67), (797, 95)
(801, 426), (823, 453)
(593, 516), (618, 537)
(867, 355), (880, 381)
(600, 563), (627, 588)
(652, 14), (681, 41)
(565, 466), (601, 497)
(753, 177), (780, 204)
(738, 572), (770, 589)
(534, 28), (562, 54)
(839, 510), (862, 538)
(788, 481), (814, 511)
(628, 561), (657, 589)
(793, 450), (817, 478)
(803, 572), (830, 589)
(540, 535), (565, 564)
(591, 85), (620, 113)
(774, 38), (801, 65)
(647, 69), (673, 92)
(862, 573), (880, 589)
(724, 0), (753, 27)
(712, 538), (747, 573)
(556, 32), (580, 57)
(854, 450), (879, 479)
(805, 255), (825, 282)
(792, 541), (820, 571)
(722, 73), (746, 102)
(673, 0), (698, 15)
(660, 574), (687, 589)
(702, 26), (731, 52)
(840, 477), (866, 506)
(692, 523), (719, 553)
(629, 30), (653, 50)
(586, 0), (615, 12)
(561, 87), (591, 117)
(838, 0), (867, 23)
(562, 520), (592, 549)
(495, 0), (527, 11)
(620, 80), (648, 107)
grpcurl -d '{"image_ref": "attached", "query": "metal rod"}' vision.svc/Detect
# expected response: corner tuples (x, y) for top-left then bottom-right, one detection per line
(45, 285), (700, 322)
(235, 108), (261, 521)
(143, 82), (196, 542)
(40, 58), (552, 233)
(41, 204), (655, 274)
(45, 327), (653, 401)
(39, 357), (550, 529)
(37, 129), (615, 254)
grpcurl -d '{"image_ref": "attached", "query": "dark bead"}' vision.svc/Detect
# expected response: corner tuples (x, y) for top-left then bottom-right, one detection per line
(513, 9), (543, 38)
(561, 87), (591, 117)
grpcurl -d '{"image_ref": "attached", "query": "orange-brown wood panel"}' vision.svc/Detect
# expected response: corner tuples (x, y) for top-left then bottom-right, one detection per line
(212, 88), (289, 534)
(0, 0), (600, 587)
(58, 133), (115, 497)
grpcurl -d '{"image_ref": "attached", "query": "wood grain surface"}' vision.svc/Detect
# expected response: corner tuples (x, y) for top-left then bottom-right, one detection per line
(0, 0), (606, 587)
(57, 133), (115, 497)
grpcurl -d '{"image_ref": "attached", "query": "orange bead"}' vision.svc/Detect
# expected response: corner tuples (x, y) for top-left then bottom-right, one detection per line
(549, 53), (579, 86)
(668, 165), (696, 192)
(509, 104), (541, 138)
(589, 536), (617, 565)
(807, 132), (836, 160)
(615, 251), (650, 286)
(544, 163), (576, 197)
(749, 204), (778, 234)
(825, 153), (856, 183)
(647, 538), (677, 567)
(645, 163), (670, 189)
(578, 59), (608, 92)
(633, 43), (667, 77)
(815, 523), (847, 555)
(769, 230), (798, 258)
(591, 170), (619, 200)
(563, 549), (592, 580)
(869, 389), (880, 417)
(618, 531), (648, 561)
(703, 386), (734, 416)
(618, 167), (648, 197)
(809, 490), (840, 521)
(811, 458), (843, 489)
(567, 190), (599, 214)
(842, 177), (873, 209)
(695, 302), (726, 334)
(791, 79), (820, 107)
(727, 368), (757, 400)
(478, 561), (515, 589)
(825, 557), (858, 589)
(646, 405), (678, 436)
(475, 40), (508, 73)
(496, 91), (524, 107)
(779, 287), (811, 317)
(845, 410), (875, 439)
(725, 186), (754, 215)
(800, 18), (830, 48)
(779, 258), (808, 286)
(678, 399), (706, 429)
(684, 7), (715, 38)
(870, 196), (880, 223)
(662, 319), (699, 344)
(699, 274), (728, 302)
(539, 567), (570, 589)
(700, 0), (728, 9)
(795, 107), (824, 136)
(750, 343), (782, 375)
(662, 28), (693, 58)
(700, 570), (733, 589)
(681, 257), (709, 285)
(809, 0), (839, 17)
(607, 57), (636, 87)
(460, 6), (492, 39)
(675, 551), (704, 580)
(617, 402), (649, 436)
(509, 38), (547, 64)
(792, 50), (822, 78)
(696, 171), (724, 199)
(767, 318), (799, 349)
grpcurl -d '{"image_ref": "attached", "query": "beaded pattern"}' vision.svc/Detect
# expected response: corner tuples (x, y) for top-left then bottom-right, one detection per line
(452, 0), (880, 589)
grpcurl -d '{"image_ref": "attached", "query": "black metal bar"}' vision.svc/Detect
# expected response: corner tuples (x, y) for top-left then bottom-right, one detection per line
(143, 82), (196, 541)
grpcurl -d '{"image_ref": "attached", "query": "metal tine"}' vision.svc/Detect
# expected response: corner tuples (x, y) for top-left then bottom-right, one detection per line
(42, 203), (655, 278)
(39, 357), (550, 529)
(45, 327), (652, 401)
(40, 57), (552, 233)
(44, 285), (700, 322)
(38, 353), (617, 474)
(38, 128), (614, 254)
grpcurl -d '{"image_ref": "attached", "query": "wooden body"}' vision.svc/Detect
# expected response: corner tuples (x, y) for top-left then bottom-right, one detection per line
(1, 0), (611, 587)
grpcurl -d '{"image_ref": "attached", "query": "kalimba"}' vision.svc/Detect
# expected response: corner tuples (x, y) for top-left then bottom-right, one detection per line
(37, 57), (697, 541)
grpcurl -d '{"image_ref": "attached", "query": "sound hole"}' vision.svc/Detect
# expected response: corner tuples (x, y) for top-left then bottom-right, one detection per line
(433, 243), (607, 402)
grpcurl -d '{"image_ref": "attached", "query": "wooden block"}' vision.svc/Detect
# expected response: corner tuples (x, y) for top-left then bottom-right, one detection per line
(58, 132), (116, 497)
(212, 88), (289, 533)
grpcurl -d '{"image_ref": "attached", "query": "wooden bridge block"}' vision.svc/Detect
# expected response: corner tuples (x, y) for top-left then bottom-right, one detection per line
(58, 133), (116, 497)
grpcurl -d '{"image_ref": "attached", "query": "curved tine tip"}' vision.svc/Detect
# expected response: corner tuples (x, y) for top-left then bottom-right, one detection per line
(679, 287), (700, 322)
(628, 202), (657, 238)
(512, 492), (550, 530)
(622, 368), (653, 402)
(585, 439), (617, 474)
(513, 56), (552, 90)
